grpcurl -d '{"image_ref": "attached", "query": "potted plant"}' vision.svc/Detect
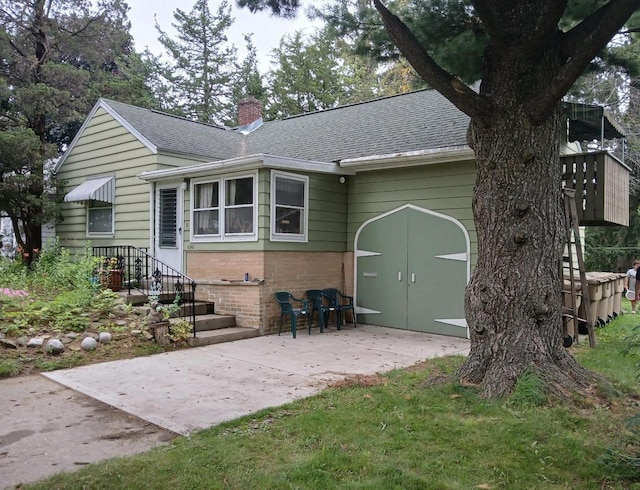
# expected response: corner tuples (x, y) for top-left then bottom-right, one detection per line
(107, 256), (123, 291)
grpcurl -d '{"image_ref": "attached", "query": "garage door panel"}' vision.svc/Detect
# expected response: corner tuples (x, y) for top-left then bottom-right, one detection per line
(356, 205), (469, 337)
(356, 211), (407, 328)
(407, 209), (467, 336)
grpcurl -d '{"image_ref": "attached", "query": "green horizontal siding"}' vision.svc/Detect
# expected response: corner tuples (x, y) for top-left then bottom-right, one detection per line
(347, 161), (478, 264)
(157, 152), (213, 167)
(57, 108), (158, 250)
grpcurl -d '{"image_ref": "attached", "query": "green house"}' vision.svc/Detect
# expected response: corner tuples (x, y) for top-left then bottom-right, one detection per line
(55, 89), (628, 339)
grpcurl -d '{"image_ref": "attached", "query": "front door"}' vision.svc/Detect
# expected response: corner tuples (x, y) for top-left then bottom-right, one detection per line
(154, 183), (183, 272)
(355, 205), (470, 338)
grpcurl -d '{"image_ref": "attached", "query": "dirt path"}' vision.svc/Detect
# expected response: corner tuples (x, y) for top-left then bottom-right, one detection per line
(0, 375), (176, 489)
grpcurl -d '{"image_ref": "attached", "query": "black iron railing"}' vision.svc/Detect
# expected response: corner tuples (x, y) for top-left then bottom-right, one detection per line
(92, 246), (197, 336)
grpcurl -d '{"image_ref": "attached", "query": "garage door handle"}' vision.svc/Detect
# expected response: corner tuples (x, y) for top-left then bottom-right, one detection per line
(411, 273), (416, 283)
(398, 272), (402, 281)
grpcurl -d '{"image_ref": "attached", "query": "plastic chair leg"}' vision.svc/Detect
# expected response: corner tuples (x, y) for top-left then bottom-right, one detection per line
(291, 315), (297, 339)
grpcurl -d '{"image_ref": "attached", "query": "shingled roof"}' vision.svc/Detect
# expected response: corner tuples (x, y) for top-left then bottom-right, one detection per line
(100, 99), (244, 161)
(248, 88), (470, 162)
(61, 87), (471, 171)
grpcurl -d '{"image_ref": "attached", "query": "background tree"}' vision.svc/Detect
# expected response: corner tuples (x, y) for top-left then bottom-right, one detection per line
(0, 0), (151, 265)
(239, 0), (640, 398)
(265, 26), (405, 119)
(231, 34), (267, 121)
(265, 29), (346, 118)
(155, 0), (239, 125)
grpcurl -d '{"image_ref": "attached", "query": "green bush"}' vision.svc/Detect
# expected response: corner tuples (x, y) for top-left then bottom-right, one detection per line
(0, 241), (116, 336)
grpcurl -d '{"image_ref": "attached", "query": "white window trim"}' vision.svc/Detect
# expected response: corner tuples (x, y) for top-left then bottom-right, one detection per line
(270, 170), (309, 243)
(86, 200), (114, 238)
(190, 171), (258, 243)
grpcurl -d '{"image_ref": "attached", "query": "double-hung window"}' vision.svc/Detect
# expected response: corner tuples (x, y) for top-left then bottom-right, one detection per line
(193, 181), (220, 236)
(191, 173), (257, 241)
(87, 200), (113, 235)
(270, 171), (308, 242)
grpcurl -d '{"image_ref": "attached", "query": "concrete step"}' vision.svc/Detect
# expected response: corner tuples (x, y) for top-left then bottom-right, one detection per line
(120, 290), (195, 305)
(170, 313), (236, 332)
(187, 327), (260, 347)
(176, 301), (215, 317)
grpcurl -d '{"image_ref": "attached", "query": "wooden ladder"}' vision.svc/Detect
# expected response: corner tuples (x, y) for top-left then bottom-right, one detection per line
(562, 188), (596, 347)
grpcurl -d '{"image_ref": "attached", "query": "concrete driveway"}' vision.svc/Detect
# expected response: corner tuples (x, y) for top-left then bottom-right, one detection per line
(2, 325), (468, 488)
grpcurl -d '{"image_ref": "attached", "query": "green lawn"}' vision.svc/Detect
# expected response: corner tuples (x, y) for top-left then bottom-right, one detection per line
(26, 308), (640, 489)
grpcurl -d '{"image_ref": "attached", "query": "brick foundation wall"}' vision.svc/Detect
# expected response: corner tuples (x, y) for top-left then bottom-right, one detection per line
(186, 251), (354, 335)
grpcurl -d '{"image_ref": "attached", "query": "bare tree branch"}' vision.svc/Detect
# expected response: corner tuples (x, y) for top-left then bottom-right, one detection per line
(373, 0), (492, 122)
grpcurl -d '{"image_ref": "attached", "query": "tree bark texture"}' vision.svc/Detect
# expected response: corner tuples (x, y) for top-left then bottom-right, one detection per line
(456, 31), (598, 398)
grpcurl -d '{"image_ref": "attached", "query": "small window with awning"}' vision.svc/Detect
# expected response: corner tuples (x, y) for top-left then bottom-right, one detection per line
(64, 176), (115, 236)
(64, 176), (114, 204)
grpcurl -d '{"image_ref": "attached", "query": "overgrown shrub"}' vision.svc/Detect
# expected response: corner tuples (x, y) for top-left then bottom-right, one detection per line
(0, 241), (117, 336)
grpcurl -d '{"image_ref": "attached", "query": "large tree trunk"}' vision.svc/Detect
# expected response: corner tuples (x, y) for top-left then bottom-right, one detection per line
(456, 46), (598, 398)
(369, 0), (640, 399)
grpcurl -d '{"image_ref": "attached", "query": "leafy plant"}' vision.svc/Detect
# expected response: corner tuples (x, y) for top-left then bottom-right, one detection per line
(169, 320), (192, 343)
(157, 298), (181, 319)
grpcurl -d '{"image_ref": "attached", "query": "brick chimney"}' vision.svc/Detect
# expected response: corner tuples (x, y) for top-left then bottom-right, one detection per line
(238, 96), (263, 126)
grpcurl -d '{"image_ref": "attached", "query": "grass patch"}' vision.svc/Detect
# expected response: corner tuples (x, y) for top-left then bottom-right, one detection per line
(24, 314), (640, 489)
(0, 359), (20, 378)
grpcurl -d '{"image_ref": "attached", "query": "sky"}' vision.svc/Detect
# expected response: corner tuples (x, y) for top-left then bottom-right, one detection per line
(127, 0), (322, 73)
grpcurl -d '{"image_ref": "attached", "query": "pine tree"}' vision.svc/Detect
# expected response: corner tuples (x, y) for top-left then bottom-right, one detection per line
(155, 0), (239, 125)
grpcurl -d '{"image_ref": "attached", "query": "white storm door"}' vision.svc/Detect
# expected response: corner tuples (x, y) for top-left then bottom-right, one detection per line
(155, 183), (183, 272)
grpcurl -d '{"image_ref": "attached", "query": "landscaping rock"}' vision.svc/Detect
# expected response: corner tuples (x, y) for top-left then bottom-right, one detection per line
(0, 338), (18, 349)
(113, 309), (129, 318)
(80, 337), (98, 351)
(46, 339), (65, 355)
(16, 336), (28, 347)
(133, 306), (149, 316)
(27, 338), (44, 348)
(61, 333), (79, 344)
(0, 332), (4, 340)
(115, 320), (128, 327)
(98, 332), (112, 344)
(131, 329), (142, 335)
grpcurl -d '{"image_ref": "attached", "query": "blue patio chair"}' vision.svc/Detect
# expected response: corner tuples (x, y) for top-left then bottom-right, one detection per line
(305, 289), (326, 333)
(274, 292), (311, 339)
(322, 288), (357, 329)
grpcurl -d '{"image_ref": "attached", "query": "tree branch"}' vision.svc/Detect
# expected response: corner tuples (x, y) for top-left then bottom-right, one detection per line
(373, 0), (491, 121)
(530, 0), (640, 122)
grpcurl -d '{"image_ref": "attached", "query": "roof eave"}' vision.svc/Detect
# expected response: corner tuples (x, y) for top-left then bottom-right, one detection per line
(340, 146), (475, 172)
(138, 153), (352, 182)
(54, 99), (158, 173)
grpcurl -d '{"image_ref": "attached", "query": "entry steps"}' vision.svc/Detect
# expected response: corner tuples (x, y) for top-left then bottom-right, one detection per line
(121, 292), (259, 347)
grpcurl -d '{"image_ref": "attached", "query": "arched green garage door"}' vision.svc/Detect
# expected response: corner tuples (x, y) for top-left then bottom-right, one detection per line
(355, 205), (470, 338)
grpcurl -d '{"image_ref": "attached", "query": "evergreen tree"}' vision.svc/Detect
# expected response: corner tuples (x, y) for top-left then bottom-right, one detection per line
(241, 0), (640, 399)
(231, 34), (267, 124)
(0, 0), (151, 265)
(266, 29), (345, 118)
(155, 0), (239, 125)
